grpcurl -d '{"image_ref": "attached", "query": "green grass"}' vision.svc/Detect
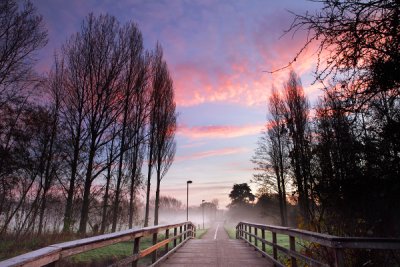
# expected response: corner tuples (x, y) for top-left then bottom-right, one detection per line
(66, 241), (134, 264)
(224, 226), (291, 260)
(224, 226), (236, 239)
(64, 235), (156, 265)
(64, 231), (190, 265)
(195, 228), (208, 239)
(2, 228), (203, 265)
(226, 226), (317, 264)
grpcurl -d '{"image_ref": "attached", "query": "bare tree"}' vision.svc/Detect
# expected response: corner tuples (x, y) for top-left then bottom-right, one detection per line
(37, 58), (64, 235)
(152, 44), (177, 226)
(282, 71), (313, 227)
(287, 0), (400, 110)
(111, 22), (146, 232)
(59, 14), (126, 234)
(0, 0), (47, 104)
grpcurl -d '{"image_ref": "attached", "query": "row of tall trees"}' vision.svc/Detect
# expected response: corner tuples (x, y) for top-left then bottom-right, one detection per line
(253, 0), (400, 245)
(0, 0), (177, 237)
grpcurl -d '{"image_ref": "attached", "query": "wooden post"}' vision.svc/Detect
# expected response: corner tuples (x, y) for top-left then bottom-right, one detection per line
(255, 227), (258, 248)
(132, 236), (140, 267)
(165, 229), (170, 254)
(262, 229), (266, 255)
(249, 226), (252, 243)
(272, 232), (277, 260)
(184, 224), (187, 240)
(334, 248), (345, 267)
(179, 225), (183, 243)
(236, 225), (238, 239)
(152, 233), (158, 263)
(289, 235), (297, 267)
(244, 224), (248, 240)
(174, 227), (177, 247)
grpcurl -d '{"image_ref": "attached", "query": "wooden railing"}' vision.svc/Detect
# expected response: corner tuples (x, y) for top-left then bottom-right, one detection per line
(0, 221), (196, 267)
(236, 221), (400, 267)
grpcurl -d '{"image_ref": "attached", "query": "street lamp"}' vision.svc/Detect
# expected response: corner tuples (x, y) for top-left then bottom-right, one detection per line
(202, 200), (205, 229)
(186, 180), (192, 221)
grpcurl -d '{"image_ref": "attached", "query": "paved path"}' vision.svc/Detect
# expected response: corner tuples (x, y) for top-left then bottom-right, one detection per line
(159, 221), (272, 267)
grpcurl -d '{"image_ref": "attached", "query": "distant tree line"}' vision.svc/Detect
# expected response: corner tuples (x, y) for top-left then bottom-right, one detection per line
(0, 0), (177, 237)
(253, 0), (399, 238)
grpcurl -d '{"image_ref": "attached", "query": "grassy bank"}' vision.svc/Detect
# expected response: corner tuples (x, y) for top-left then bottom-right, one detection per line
(195, 228), (208, 239)
(224, 225), (292, 262)
(1, 227), (202, 266)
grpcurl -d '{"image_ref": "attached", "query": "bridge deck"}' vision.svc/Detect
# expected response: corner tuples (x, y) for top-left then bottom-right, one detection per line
(159, 222), (272, 267)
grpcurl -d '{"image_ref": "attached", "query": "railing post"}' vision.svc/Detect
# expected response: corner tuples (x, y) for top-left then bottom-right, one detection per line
(132, 236), (141, 267)
(184, 224), (187, 240)
(152, 233), (158, 263)
(236, 225), (239, 239)
(261, 229), (266, 255)
(255, 227), (258, 249)
(174, 227), (177, 247)
(191, 224), (194, 238)
(165, 229), (170, 254)
(289, 235), (297, 267)
(179, 225), (183, 243)
(244, 224), (248, 240)
(249, 226), (252, 243)
(334, 248), (345, 267)
(272, 231), (277, 260)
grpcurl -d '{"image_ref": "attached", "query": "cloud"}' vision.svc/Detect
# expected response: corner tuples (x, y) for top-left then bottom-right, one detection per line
(176, 147), (248, 162)
(178, 124), (264, 139)
(170, 34), (321, 108)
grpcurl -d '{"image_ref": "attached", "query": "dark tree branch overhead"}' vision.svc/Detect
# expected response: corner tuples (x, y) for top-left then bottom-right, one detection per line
(0, 0), (47, 103)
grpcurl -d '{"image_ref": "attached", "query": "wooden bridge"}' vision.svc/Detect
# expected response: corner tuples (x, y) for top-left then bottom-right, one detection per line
(1, 221), (400, 267)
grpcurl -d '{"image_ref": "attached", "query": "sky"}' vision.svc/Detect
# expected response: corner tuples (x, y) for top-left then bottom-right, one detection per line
(34, 0), (324, 209)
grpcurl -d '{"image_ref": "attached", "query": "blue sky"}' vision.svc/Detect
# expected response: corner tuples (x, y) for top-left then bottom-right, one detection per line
(35, 0), (324, 208)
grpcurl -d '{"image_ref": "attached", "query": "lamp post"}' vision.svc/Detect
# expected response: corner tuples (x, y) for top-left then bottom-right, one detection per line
(202, 200), (205, 229)
(186, 180), (192, 221)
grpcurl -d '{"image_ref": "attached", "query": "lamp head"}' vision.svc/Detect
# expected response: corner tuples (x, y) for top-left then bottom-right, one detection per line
(187, 180), (192, 184)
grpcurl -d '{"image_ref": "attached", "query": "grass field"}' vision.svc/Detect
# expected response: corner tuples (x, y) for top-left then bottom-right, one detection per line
(224, 226), (292, 263)
(63, 227), (207, 265)
(1, 227), (202, 266)
(195, 228), (208, 239)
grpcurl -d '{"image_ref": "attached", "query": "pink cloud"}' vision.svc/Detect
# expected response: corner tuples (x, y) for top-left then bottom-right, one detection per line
(178, 124), (264, 139)
(170, 41), (321, 108)
(176, 147), (248, 162)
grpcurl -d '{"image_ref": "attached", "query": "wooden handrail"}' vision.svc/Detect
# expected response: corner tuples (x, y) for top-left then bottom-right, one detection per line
(0, 221), (196, 267)
(236, 221), (400, 267)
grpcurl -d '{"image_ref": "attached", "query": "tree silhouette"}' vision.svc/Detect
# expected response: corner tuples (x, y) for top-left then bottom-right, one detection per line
(228, 183), (255, 207)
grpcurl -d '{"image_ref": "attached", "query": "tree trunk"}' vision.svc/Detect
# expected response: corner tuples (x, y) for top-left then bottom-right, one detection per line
(63, 124), (82, 233)
(112, 94), (129, 232)
(101, 138), (115, 234)
(154, 160), (161, 226)
(128, 151), (138, 228)
(79, 141), (96, 235)
(144, 156), (152, 227)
